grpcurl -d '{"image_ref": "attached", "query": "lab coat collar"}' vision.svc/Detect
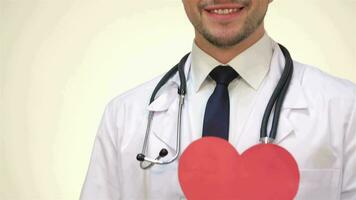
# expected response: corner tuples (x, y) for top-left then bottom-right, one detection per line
(146, 82), (179, 112)
(147, 54), (192, 112)
(270, 41), (309, 111)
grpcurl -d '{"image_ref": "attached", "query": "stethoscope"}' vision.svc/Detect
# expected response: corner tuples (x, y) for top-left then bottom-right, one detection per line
(136, 44), (293, 170)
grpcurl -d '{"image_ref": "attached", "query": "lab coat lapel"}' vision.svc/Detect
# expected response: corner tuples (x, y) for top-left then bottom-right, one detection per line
(275, 82), (308, 144)
(149, 92), (180, 153)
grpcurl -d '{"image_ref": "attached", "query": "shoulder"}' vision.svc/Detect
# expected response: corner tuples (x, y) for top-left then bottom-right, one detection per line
(294, 61), (356, 101)
(105, 74), (164, 114)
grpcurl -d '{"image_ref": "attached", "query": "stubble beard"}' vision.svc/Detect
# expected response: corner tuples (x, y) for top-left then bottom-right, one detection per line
(195, 3), (267, 49)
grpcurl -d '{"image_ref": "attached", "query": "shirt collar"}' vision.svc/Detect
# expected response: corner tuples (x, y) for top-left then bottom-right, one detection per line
(190, 33), (274, 92)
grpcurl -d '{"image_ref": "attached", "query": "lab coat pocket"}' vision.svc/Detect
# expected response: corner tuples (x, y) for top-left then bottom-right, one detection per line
(295, 169), (341, 200)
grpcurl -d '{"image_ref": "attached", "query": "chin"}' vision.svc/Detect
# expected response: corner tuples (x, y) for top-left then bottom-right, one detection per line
(211, 32), (242, 42)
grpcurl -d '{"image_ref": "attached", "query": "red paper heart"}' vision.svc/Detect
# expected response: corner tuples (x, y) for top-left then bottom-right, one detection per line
(178, 137), (299, 200)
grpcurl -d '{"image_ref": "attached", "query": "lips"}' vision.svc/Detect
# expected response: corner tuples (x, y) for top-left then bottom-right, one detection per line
(208, 8), (242, 15)
(204, 3), (245, 14)
(203, 3), (246, 20)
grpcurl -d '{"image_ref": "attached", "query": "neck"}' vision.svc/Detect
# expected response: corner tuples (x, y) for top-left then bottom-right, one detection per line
(194, 24), (266, 64)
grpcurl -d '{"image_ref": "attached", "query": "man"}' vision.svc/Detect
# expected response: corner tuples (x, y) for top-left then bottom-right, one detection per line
(80, 0), (356, 199)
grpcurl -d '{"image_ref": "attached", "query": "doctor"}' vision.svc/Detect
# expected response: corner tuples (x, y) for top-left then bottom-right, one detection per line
(80, 0), (356, 199)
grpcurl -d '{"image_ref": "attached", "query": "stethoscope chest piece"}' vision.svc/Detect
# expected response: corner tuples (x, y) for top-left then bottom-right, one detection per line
(178, 137), (300, 199)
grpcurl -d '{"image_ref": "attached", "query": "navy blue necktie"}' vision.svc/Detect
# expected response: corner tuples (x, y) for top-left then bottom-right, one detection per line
(202, 65), (239, 140)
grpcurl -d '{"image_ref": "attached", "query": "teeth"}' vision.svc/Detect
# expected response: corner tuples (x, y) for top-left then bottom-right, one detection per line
(212, 8), (239, 15)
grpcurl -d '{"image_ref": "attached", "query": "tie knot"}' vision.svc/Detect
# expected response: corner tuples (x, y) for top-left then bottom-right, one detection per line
(209, 65), (238, 85)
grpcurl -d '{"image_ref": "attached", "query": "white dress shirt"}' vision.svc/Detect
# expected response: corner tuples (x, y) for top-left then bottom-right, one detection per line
(187, 33), (273, 147)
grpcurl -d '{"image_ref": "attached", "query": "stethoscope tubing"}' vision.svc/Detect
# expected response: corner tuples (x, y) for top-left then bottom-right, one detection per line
(260, 44), (294, 142)
(137, 44), (294, 169)
(138, 54), (189, 169)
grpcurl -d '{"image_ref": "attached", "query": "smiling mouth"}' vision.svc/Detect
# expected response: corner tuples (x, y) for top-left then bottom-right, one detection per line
(204, 3), (246, 15)
(206, 7), (244, 15)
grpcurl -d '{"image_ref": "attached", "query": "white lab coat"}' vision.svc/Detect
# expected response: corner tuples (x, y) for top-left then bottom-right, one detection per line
(80, 44), (356, 200)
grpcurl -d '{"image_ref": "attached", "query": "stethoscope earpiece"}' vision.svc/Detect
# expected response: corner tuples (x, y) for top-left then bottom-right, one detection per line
(159, 149), (169, 158)
(136, 154), (145, 162)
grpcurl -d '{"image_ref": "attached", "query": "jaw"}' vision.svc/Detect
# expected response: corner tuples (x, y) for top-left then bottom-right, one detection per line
(193, 23), (266, 63)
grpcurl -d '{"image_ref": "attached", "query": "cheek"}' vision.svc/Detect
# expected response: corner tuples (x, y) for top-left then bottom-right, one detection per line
(246, 0), (268, 17)
(186, 9), (201, 26)
(254, 0), (269, 13)
(183, 0), (201, 21)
